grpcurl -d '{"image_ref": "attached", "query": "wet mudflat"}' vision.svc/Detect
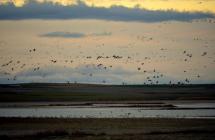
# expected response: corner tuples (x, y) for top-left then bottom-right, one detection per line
(0, 102), (215, 118)
(0, 117), (215, 140)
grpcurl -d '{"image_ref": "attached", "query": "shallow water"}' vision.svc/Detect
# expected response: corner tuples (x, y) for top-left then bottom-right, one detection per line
(174, 103), (215, 109)
(0, 106), (215, 118)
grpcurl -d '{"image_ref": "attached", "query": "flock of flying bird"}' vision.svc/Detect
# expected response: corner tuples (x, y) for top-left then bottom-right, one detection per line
(0, 19), (214, 85)
(0, 43), (211, 85)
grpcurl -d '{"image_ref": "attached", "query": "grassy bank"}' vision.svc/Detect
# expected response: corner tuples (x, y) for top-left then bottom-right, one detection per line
(0, 84), (215, 102)
(0, 117), (215, 140)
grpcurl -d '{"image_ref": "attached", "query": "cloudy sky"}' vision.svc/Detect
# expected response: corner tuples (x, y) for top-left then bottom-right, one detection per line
(0, 0), (215, 84)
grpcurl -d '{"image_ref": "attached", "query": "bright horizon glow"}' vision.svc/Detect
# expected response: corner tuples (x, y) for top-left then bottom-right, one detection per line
(0, 0), (215, 13)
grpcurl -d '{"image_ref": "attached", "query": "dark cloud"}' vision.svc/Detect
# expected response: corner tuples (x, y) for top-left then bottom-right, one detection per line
(40, 31), (112, 38)
(91, 32), (112, 36)
(1, 65), (214, 84)
(0, 1), (214, 22)
(0, 65), (130, 84)
(41, 32), (85, 38)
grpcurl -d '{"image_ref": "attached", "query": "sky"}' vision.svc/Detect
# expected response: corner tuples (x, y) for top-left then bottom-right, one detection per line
(0, 0), (215, 84)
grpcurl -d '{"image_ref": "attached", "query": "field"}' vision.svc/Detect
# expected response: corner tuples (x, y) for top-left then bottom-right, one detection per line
(0, 84), (215, 102)
(1, 118), (215, 140)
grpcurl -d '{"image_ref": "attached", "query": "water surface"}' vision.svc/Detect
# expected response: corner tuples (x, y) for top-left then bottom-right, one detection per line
(0, 106), (215, 118)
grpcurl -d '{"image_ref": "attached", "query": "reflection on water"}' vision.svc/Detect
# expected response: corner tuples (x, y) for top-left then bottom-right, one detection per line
(174, 103), (215, 109)
(0, 107), (215, 118)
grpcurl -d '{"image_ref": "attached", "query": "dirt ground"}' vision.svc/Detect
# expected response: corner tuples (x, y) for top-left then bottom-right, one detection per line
(0, 118), (215, 140)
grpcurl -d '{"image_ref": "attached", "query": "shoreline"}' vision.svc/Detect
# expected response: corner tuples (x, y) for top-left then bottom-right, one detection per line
(0, 100), (215, 109)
